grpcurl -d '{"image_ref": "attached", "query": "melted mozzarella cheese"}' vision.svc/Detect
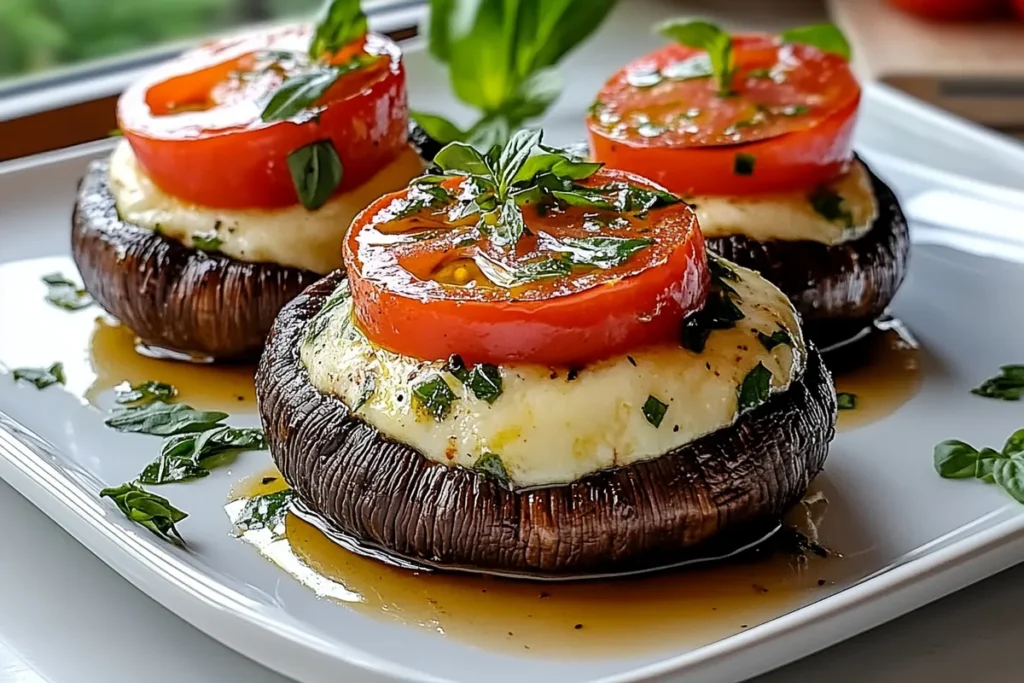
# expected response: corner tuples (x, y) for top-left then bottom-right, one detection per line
(300, 263), (806, 488)
(107, 140), (425, 274)
(693, 161), (878, 245)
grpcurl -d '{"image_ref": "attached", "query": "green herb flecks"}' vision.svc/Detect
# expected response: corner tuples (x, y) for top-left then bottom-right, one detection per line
(642, 395), (669, 428)
(115, 381), (178, 406)
(309, 0), (368, 59)
(972, 366), (1024, 401)
(232, 489), (297, 539)
(414, 0), (616, 147)
(287, 140), (343, 211)
(757, 328), (792, 351)
(935, 429), (1024, 504)
(658, 20), (735, 95)
(140, 426), (267, 485)
(412, 375), (457, 421)
(42, 272), (92, 311)
(734, 153), (756, 176)
(100, 482), (188, 546)
(191, 230), (222, 252)
(473, 452), (510, 486)
(305, 280), (351, 344)
(779, 23), (852, 61)
(680, 263), (745, 353)
(738, 362), (773, 413)
(12, 362), (66, 389)
(389, 181), (452, 220)
(445, 355), (503, 404)
(105, 401), (228, 436)
(836, 392), (857, 410)
(810, 187), (853, 228)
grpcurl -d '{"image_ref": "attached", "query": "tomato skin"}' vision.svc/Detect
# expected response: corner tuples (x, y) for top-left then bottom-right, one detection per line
(887, 0), (1007, 21)
(587, 37), (861, 196)
(118, 30), (409, 209)
(344, 170), (711, 366)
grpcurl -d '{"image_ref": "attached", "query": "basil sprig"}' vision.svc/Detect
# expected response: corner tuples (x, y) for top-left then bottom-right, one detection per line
(12, 362), (66, 389)
(414, 0), (617, 147)
(42, 272), (92, 311)
(658, 20), (734, 95)
(100, 482), (188, 546)
(972, 366), (1024, 401)
(935, 429), (1024, 504)
(779, 23), (852, 61)
(140, 426), (268, 485)
(105, 401), (228, 436)
(309, 0), (368, 59)
(287, 140), (343, 211)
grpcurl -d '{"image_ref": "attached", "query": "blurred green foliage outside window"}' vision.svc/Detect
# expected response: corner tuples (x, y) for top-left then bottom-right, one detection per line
(0, 0), (326, 82)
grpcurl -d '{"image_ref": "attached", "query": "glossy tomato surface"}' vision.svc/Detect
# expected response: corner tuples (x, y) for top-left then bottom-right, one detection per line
(587, 35), (861, 196)
(344, 169), (710, 366)
(118, 28), (408, 209)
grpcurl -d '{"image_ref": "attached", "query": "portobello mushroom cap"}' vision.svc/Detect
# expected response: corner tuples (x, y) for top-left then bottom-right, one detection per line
(703, 164), (909, 349)
(72, 159), (321, 361)
(257, 270), (838, 576)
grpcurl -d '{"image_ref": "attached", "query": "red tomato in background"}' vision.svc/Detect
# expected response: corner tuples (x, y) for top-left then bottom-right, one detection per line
(887, 0), (1007, 21)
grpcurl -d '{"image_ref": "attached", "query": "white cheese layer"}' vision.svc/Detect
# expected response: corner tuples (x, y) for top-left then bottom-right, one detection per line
(107, 140), (425, 274)
(300, 263), (806, 488)
(693, 161), (878, 245)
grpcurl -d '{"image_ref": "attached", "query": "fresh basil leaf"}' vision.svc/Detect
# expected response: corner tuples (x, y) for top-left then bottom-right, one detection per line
(287, 140), (343, 211)
(836, 392), (857, 410)
(12, 362), (65, 389)
(498, 128), (543, 190)
(738, 362), (772, 413)
(545, 235), (654, 269)
(977, 447), (1006, 483)
(474, 253), (571, 288)
(499, 68), (564, 126)
(191, 230), (222, 251)
(757, 328), (792, 351)
(642, 395), (669, 428)
(463, 364), (503, 404)
(261, 66), (340, 123)
(233, 489), (296, 538)
(780, 23), (852, 61)
(488, 201), (524, 248)
(680, 285), (745, 353)
(467, 116), (513, 151)
(993, 458), (1024, 504)
(1004, 429), (1024, 457)
(140, 426), (267, 485)
(933, 440), (980, 479)
(734, 153), (756, 176)
(390, 182), (452, 220)
(551, 188), (617, 212)
(105, 402), (228, 436)
(115, 381), (178, 406)
(473, 452), (510, 485)
(661, 54), (714, 81)
(410, 111), (467, 145)
(100, 482), (187, 546)
(412, 375), (457, 421)
(551, 158), (603, 181)
(658, 19), (734, 95)
(309, 0), (368, 59)
(140, 457), (208, 485)
(434, 141), (491, 176)
(305, 280), (350, 344)
(42, 272), (92, 310)
(972, 365), (1024, 401)
(810, 187), (854, 228)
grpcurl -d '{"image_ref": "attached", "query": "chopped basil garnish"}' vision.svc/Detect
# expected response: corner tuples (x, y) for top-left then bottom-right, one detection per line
(473, 452), (510, 485)
(305, 280), (350, 344)
(261, 56), (374, 123)
(658, 20), (734, 95)
(779, 23), (852, 61)
(680, 272), (745, 354)
(412, 375), (457, 421)
(139, 426), (267, 485)
(642, 395), (669, 428)
(42, 272), (92, 311)
(836, 392), (857, 410)
(390, 181), (452, 220)
(738, 362), (772, 413)
(105, 401), (228, 436)
(100, 482), (187, 546)
(116, 381), (178, 406)
(543, 235), (655, 269)
(287, 140), (343, 211)
(935, 429), (1024, 504)
(446, 356), (503, 404)
(972, 365), (1024, 401)
(757, 328), (792, 351)
(232, 489), (297, 539)
(734, 153), (756, 176)
(309, 0), (368, 59)
(191, 230), (222, 252)
(810, 187), (853, 228)
(12, 362), (65, 389)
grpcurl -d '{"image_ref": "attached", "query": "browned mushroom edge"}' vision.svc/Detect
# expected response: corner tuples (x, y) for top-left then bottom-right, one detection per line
(71, 158), (322, 361)
(256, 269), (838, 577)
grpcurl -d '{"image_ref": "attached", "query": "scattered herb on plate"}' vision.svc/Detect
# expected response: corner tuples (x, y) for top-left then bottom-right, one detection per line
(105, 401), (229, 436)
(837, 392), (857, 410)
(100, 482), (188, 546)
(42, 272), (92, 310)
(473, 452), (510, 486)
(115, 380), (178, 406)
(972, 365), (1024, 401)
(140, 426), (268, 485)
(935, 428), (1024, 504)
(232, 489), (297, 539)
(12, 362), (66, 389)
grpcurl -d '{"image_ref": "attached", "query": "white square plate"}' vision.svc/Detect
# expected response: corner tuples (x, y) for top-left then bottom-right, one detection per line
(4, 3), (1024, 682)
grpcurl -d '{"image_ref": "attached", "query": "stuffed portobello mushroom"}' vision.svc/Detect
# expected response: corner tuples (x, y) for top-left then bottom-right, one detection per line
(585, 22), (909, 349)
(256, 133), (837, 577)
(72, 1), (426, 361)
